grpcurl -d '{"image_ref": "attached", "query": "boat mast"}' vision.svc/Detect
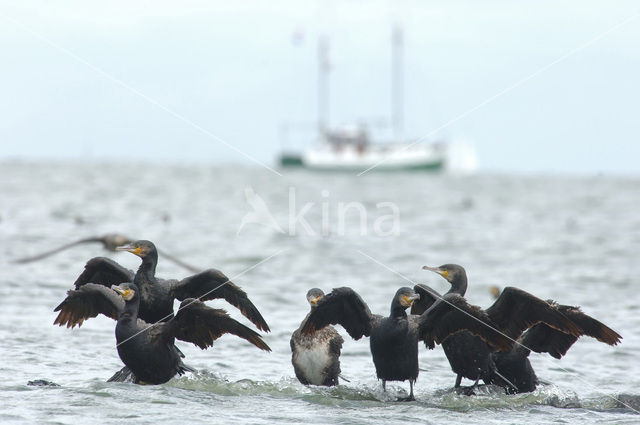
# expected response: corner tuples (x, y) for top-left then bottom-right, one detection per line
(317, 35), (330, 137)
(391, 24), (404, 142)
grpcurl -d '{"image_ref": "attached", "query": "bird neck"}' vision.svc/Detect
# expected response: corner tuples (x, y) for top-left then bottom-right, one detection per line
(136, 254), (158, 281)
(120, 298), (140, 322)
(390, 300), (408, 318)
(447, 275), (467, 296)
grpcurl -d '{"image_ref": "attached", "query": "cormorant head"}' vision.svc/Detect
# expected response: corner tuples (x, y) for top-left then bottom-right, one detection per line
(422, 264), (466, 284)
(116, 240), (156, 258)
(112, 282), (139, 302)
(306, 288), (325, 306)
(396, 287), (420, 309)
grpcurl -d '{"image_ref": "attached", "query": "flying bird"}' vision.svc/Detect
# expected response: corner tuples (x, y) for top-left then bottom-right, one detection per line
(12, 233), (200, 273)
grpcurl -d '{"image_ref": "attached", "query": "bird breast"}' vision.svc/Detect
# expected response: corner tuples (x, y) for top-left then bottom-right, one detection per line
(294, 344), (332, 385)
(293, 331), (334, 385)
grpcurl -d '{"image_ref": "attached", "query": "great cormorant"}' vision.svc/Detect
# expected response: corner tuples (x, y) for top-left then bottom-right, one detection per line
(58, 240), (269, 331)
(12, 233), (200, 272)
(413, 264), (585, 393)
(54, 239), (269, 382)
(55, 282), (270, 384)
(290, 289), (344, 386)
(301, 286), (528, 400)
(487, 287), (622, 393)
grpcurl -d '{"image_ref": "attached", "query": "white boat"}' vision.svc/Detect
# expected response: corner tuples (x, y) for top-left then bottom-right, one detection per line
(298, 127), (445, 172)
(279, 26), (455, 173)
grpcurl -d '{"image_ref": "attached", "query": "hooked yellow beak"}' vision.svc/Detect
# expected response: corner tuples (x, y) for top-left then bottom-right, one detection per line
(422, 265), (448, 278)
(112, 285), (134, 301)
(309, 297), (322, 305)
(402, 293), (420, 307)
(116, 244), (142, 256)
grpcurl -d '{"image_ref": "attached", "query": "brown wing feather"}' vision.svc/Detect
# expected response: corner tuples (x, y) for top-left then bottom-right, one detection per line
(73, 257), (134, 289)
(410, 284), (441, 315)
(418, 294), (514, 351)
(53, 283), (124, 328)
(521, 303), (622, 359)
(485, 287), (582, 341)
(170, 269), (270, 332)
(300, 287), (377, 340)
(168, 298), (271, 351)
(557, 304), (622, 345)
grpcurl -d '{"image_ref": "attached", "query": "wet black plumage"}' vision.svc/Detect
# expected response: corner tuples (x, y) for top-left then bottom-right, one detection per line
(62, 240), (269, 331)
(301, 286), (514, 400)
(54, 282), (271, 384)
(488, 288), (622, 393)
(55, 240), (270, 382)
(412, 264), (582, 392)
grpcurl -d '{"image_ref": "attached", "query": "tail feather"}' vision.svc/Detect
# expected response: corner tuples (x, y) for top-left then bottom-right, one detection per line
(177, 362), (197, 375)
(107, 366), (135, 383)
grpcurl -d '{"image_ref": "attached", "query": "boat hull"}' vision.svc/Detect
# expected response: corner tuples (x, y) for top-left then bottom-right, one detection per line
(279, 144), (445, 172)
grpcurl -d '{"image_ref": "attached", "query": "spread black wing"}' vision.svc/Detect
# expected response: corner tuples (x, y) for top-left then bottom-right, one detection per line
(485, 287), (581, 342)
(73, 257), (134, 289)
(520, 302), (622, 359)
(163, 298), (271, 351)
(169, 269), (269, 332)
(53, 283), (124, 328)
(300, 287), (379, 340)
(418, 288), (582, 352)
(418, 293), (515, 350)
(410, 284), (441, 315)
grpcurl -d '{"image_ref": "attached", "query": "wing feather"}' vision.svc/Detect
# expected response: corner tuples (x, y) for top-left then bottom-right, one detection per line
(53, 283), (124, 328)
(166, 298), (271, 351)
(520, 303), (621, 359)
(170, 269), (269, 332)
(418, 294), (514, 351)
(73, 257), (134, 289)
(485, 287), (582, 341)
(300, 287), (377, 340)
(410, 284), (441, 315)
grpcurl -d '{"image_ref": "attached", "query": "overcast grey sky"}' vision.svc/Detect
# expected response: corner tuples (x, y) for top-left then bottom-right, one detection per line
(1, 1), (639, 174)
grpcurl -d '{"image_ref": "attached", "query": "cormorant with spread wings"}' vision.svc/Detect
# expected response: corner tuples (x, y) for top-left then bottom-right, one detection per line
(412, 264), (591, 393)
(62, 240), (269, 331)
(301, 284), (570, 400)
(54, 282), (271, 384)
(54, 239), (270, 382)
(486, 286), (622, 393)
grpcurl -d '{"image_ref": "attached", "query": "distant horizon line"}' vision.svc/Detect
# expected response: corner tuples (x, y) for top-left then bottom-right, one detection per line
(1, 156), (638, 178)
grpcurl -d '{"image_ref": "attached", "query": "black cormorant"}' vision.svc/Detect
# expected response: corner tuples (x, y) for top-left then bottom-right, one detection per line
(413, 264), (583, 393)
(58, 240), (269, 331)
(12, 233), (200, 272)
(54, 282), (271, 384)
(301, 286), (522, 400)
(55, 239), (269, 382)
(487, 287), (622, 393)
(290, 289), (344, 386)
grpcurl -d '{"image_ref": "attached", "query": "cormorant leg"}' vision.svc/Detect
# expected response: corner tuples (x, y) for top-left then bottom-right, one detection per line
(382, 380), (386, 392)
(398, 381), (416, 402)
(472, 377), (480, 388)
(454, 375), (462, 388)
